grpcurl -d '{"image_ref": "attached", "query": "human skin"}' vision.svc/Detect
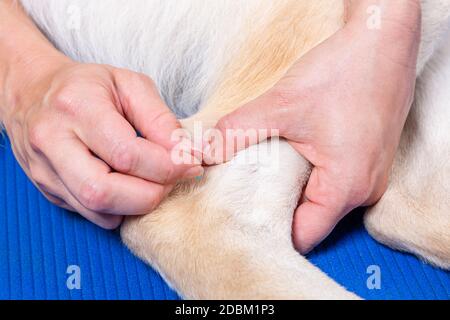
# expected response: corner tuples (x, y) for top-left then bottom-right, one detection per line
(0, 0), (203, 229)
(216, 0), (422, 253)
(0, 0), (421, 243)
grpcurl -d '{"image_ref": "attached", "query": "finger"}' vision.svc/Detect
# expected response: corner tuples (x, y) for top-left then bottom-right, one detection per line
(292, 167), (349, 254)
(113, 70), (183, 151)
(42, 174), (124, 229)
(23, 154), (75, 210)
(75, 103), (193, 184)
(293, 201), (343, 254)
(115, 72), (206, 177)
(35, 178), (75, 211)
(45, 180), (124, 229)
(27, 161), (122, 229)
(213, 91), (292, 163)
(47, 136), (173, 216)
(63, 189), (124, 230)
(39, 187), (73, 211)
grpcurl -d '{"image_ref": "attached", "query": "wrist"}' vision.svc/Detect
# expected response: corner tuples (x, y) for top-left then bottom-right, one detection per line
(345, 0), (421, 29)
(0, 47), (72, 125)
(0, 0), (73, 125)
(342, 0), (421, 70)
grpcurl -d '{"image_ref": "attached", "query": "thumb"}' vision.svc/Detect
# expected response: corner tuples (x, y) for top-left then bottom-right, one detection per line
(114, 70), (202, 177)
(114, 70), (182, 151)
(293, 167), (349, 254)
(214, 91), (290, 163)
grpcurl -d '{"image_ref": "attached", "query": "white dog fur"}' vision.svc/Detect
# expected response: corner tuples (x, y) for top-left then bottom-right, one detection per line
(19, 0), (450, 299)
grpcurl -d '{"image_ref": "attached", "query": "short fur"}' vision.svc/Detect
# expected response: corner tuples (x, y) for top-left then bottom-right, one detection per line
(19, 0), (450, 299)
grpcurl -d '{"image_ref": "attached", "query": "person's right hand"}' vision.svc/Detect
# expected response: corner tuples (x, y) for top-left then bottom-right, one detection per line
(214, 0), (421, 253)
(1, 58), (203, 229)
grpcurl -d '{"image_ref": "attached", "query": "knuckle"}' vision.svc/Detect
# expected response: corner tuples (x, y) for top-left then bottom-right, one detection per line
(136, 72), (155, 86)
(110, 141), (136, 174)
(78, 179), (111, 212)
(49, 87), (78, 115)
(125, 70), (154, 87)
(28, 122), (49, 151)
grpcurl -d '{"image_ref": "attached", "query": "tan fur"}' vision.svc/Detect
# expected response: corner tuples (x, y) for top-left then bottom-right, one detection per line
(364, 40), (450, 269)
(183, 0), (344, 130)
(121, 0), (450, 300)
(121, 140), (358, 299)
(121, 0), (357, 299)
(16, 0), (450, 300)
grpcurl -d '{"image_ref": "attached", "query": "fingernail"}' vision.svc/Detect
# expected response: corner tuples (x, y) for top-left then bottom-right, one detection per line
(203, 142), (211, 156)
(189, 147), (204, 165)
(201, 141), (216, 165)
(183, 166), (205, 180)
(184, 151), (203, 166)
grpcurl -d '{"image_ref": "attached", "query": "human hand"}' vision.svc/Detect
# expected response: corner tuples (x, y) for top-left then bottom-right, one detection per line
(215, 0), (421, 253)
(1, 58), (203, 229)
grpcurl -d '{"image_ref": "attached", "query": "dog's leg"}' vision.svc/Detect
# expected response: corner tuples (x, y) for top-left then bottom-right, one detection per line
(364, 0), (450, 269)
(121, 1), (359, 299)
(364, 38), (450, 269)
(122, 139), (358, 299)
(20, 0), (355, 299)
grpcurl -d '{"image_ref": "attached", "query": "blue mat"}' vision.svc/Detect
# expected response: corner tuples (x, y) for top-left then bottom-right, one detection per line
(0, 135), (448, 300)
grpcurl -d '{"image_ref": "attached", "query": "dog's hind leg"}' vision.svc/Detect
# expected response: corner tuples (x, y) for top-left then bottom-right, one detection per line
(364, 38), (450, 269)
(364, 0), (450, 269)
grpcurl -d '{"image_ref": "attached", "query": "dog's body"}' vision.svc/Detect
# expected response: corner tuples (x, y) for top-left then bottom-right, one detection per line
(20, 0), (450, 299)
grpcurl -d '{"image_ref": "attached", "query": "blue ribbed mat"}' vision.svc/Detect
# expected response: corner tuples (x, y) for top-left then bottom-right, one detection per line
(0, 135), (449, 300)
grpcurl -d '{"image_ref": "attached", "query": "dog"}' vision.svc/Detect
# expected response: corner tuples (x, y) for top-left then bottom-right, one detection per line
(19, 0), (450, 299)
